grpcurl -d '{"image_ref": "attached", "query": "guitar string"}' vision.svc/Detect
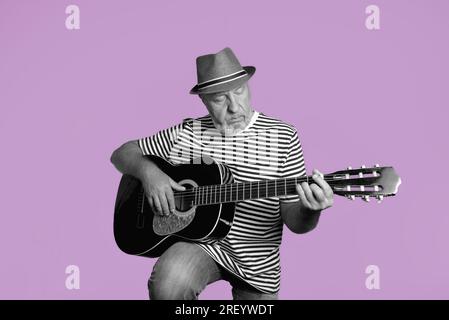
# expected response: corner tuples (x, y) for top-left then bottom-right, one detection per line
(170, 175), (377, 193)
(169, 188), (381, 205)
(169, 178), (381, 200)
(171, 183), (379, 197)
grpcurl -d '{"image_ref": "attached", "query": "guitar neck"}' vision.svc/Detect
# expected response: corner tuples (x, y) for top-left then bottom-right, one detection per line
(171, 161), (400, 205)
(184, 176), (321, 206)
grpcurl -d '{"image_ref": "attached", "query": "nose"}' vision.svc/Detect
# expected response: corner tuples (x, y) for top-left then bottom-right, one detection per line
(227, 93), (239, 113)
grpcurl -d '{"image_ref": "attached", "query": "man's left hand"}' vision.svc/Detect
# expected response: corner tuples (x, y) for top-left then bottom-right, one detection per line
(296, 169), (334, 212)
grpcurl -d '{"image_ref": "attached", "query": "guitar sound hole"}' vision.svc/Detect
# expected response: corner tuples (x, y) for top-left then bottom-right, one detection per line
(175, 182), (195, 212)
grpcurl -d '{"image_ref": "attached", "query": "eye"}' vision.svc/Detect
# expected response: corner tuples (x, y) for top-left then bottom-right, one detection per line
(235, 86), (244, 94)
(212, 95), (225, 103)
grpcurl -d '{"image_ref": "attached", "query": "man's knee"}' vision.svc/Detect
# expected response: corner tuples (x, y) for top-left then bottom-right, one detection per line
(148, 271), (195, 300)
(147, 242), (216, 300)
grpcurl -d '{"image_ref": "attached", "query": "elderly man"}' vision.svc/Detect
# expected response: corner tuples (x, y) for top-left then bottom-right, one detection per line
(110, 47), (333, 300)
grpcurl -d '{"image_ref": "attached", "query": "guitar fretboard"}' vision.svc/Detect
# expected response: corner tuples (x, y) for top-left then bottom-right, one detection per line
(181, 176), (314, 206)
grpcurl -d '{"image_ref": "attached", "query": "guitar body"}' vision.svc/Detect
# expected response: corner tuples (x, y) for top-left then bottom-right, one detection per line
(113, 155), (235, 258)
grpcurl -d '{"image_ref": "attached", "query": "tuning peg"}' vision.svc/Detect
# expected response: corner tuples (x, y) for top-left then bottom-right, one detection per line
(346, 167), (351, 190)
(372, 164), (380, 177)
(376, 195), (384, 203)
(347, 195), (356, 201)
(358, 166), (365, 192)
(359, 166), (365, 177)
(362, 195), (370, 202)
(361, 165), (366, 168)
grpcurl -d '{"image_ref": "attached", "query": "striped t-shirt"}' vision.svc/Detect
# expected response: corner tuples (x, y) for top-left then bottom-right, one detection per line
(138, 110), (306, 293)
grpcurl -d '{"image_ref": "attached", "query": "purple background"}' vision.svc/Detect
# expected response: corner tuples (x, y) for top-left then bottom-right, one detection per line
(1, 0), (448, 299)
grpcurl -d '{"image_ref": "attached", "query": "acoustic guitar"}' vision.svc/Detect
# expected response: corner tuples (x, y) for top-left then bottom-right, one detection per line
(113, 155), (401, 257)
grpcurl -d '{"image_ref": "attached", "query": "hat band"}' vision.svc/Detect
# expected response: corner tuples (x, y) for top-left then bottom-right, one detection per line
(197, 70), (247, 91)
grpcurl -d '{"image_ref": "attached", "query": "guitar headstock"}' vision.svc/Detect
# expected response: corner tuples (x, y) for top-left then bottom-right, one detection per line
(328, 165), (401, 203)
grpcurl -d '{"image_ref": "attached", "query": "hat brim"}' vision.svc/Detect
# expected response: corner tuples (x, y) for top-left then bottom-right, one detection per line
(189, 66), (255, 95)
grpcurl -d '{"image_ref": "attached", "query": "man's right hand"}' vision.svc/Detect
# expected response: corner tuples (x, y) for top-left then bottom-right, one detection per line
(141, 166), (186, 216)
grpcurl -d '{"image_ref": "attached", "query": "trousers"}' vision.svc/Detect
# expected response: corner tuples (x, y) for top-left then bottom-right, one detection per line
(148, 241), (278, 300)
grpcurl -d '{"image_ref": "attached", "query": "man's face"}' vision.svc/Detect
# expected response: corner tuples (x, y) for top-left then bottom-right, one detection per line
(200, 82), (254, 136)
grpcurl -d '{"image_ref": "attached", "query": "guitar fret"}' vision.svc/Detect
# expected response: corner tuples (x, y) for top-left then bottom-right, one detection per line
(235, 183), (238, 202)
(265, 180), (268, 198)
(249, 181), (253, 199)
(237, 183), (240, 201)
(244, 182), (249, 200)
(257, 181), (260, 199)
(209, 185), (212, 204)
(234, 183), (237, 202)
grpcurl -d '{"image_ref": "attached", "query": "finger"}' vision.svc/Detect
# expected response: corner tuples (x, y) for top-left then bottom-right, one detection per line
(312, 169), (324, 178)
(301, 182), (317, 206)
(165, 188), (176, 214)
(309, 183), (326, 202)
(144, 186), (155, 211)
(152, 196), (163, 216)
(312, 169), (333, 198)
(169, 178), (186, 191)
(296, 184), (311, 208)
(158, 192), (171, 216)
(148, 196), (154, 211)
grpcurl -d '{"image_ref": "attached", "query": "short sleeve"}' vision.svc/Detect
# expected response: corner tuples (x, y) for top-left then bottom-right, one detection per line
(137, 121), (185, 160)
(279, 130), (307, 203)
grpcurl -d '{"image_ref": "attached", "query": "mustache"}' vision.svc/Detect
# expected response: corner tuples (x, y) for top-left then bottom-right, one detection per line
(228, 118), (244, 123)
